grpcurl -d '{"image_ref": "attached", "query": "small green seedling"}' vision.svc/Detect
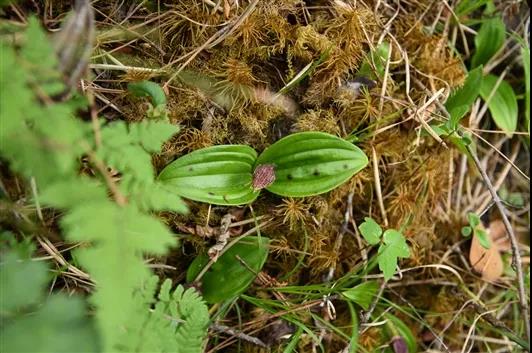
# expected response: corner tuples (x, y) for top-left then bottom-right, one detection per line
(426, 66), (482, 157)
(128, 80), (169, 120)
(461, 212), (491, 249)
(159, 132), (369, 205)
(358, 217), (410, 281)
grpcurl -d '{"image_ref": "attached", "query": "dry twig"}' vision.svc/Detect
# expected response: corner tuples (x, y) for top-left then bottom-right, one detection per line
(462, 134), (530, 345)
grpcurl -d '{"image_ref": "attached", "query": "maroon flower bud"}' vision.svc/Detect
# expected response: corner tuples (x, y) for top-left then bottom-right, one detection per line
(252, 164), (276, 190)
(390, 336), (408, 353)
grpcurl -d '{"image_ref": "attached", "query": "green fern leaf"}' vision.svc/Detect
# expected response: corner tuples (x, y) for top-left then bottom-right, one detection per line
(129, 120), (179, 153)
(116, 276), (209, 353)
(173, 286), (210, 353)
(21, 17), (65, 95)
(0, 250), (99, 353)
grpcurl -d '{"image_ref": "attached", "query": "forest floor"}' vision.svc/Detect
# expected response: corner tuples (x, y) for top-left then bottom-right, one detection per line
(1, 1), (530, 352)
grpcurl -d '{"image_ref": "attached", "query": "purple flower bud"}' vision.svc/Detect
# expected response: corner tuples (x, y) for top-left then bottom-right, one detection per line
(390, 336), (408, 353)
(252, 164), (276, 190)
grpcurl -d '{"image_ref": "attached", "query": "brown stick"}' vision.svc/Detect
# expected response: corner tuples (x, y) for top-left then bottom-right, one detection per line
(465, 140), (530, 345)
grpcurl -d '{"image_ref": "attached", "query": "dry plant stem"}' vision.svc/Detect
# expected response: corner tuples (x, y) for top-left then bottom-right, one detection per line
(465, 143), (530, 345)
(371, 147), (388, 226)
(36, 236), (91, 281)
(87, 150), (127, 206)
(30, 177), (44, 223)
(468, 129), (529, 181)
(461, 309), (498, 353)
(210, 324), (267, 348)
(193, 220), (271, 282)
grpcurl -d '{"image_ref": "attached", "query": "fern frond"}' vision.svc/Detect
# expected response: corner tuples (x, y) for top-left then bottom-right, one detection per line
(0, 18), (189, 353)
(117, 276), (209, 353)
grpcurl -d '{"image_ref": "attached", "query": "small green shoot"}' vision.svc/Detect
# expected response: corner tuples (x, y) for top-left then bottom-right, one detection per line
(358, 218), (410, 280)
(358, 41), (390, 80)
(127, 80), (169, 120)
(461, 212), (491, 249)
(384, 313), (417, 353)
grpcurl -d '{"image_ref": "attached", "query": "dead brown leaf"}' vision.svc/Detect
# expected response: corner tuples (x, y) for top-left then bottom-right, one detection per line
(469, 220), (510, 281)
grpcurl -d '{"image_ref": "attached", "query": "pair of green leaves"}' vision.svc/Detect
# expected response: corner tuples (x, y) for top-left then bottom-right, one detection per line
(436, 15), (521, 145)
(186, 236), (270, 303)
(159, 132), (369, 206)
(358, 218), (410, 281)
(437, 65), (518, 149)
(461, 212), (491, 249)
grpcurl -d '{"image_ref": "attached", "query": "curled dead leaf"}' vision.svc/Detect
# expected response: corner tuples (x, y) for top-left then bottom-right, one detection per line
(469, 220), (509, 281)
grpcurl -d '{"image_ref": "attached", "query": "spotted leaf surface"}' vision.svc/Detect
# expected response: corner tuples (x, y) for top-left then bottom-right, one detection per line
(254, 132), (368, 197)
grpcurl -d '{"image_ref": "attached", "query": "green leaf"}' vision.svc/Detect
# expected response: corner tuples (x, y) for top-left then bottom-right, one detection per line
(0, 252), (47, 314)
(461, 226), (473, 237)
(128, 121), (179, 153)
(480, 74), (518, 135)
(118, 276), (209, 353)
(255, 132), (369, 197)
(385, 313), (417, 353)
(128, 80), (167, 107)
(455, 0), (491, 17)
(22, 17), (65, 96)
(475, 228), (491, 249)
(427, 124), (475, 157)
(186, 236), (270, 303)
(61, 202), (177, 350)
(445, 66), (483, 128)
(471, 17), (506, 68)
(378, 230), (410, 281)
(129, 182), (188, 213)
(1, 295), (99, 353)
(0, 250), (99, 353)
(342, 281), (379, 310)
(40, 177), (108, 208)
(467, 212), (481, 228)
(159, 145), (260, 205)
(358, 217), (382, 245)
(358, 42), (390, 79)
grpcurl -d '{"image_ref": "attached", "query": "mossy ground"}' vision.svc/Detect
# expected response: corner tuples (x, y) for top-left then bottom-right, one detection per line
(1, 1), (530, 352)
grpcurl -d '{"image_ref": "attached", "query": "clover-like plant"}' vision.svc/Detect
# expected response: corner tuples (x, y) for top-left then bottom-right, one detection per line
(358, 217), (410, 281)
(158, 132), (368, 205)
